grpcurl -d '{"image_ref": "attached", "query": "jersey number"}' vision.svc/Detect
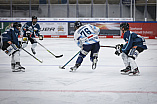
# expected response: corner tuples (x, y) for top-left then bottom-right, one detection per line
(80, 28), (91, 37)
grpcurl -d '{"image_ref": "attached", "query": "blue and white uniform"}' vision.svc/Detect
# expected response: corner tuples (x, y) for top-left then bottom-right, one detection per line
(74, 24), (100, 65)
(2, 27), (22, 70)
(74, 24), (100, 48)
(22, 21), (40, 54)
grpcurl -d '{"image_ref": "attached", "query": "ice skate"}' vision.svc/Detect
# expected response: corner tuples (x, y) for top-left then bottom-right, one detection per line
(19, 66), (25, 72)
(92, 57), (98, 69)
(70, 63), (80, 72)
(31, 48), (36, 55)
(11, 63), (15, 69)
(12, 62), (25, 72)
(12, 66), (21, 72)
(121, 66), (131, 74)
(128, 67), (140, 76)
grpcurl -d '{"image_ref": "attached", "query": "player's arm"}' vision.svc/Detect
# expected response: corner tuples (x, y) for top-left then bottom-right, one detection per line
(34, 24), (40, 36)
(2, 31), (13, 52)
(34, 24), (43, 40)
(122, 34), (134, 54)
(74, 32), (84, 48)
(22, 23), (29, 37)
(89, 25), (100, 35)
(7, 31), (13, 44)
(2, 31), (11, 42)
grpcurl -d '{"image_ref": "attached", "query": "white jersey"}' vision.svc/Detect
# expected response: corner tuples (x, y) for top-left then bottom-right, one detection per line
(74, 24), (100, 47)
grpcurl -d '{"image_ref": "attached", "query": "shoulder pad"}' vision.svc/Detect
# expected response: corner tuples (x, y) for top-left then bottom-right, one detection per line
(27, 22), (32, 26)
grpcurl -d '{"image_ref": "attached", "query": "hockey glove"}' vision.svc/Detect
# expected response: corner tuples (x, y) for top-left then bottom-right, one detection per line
(18, 41), (22, 48)
(26, 31), (31, 37)
(5, 44), (19, 56)
(22, 37), (28, 42)
(39, 35), (43, 40)
(115, 44), (123, 56)
(34, 27), (38, 32)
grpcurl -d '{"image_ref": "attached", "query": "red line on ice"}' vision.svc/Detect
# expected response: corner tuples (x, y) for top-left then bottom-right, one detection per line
(0, 89), (157, 94)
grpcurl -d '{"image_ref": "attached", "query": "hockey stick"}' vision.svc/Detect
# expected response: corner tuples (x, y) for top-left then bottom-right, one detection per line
(21, 48), (43, 63)
(32, 38), (63, 58)
(100, 45), (116, 48)
(59, 51), (80, 69)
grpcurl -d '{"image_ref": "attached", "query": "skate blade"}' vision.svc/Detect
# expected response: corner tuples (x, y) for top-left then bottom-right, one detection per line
(129, 73), (140, 76)
(12, 70), (22, 72)
(121, 71), (131, 75)
(12, 68), (25, 72)
(121, 72), (129, 75)
(20, 69), (25, 72)
(69, 70), (75, 72)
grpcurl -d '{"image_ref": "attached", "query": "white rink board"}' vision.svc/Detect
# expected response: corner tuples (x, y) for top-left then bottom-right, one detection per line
(0, 38), (157, 104)
(0, 18), (133, 22)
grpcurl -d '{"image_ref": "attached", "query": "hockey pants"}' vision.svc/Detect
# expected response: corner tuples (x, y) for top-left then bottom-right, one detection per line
(121, 46), (144, 70)
(76, 42), (100, 65)
(11, 50), (20, 64)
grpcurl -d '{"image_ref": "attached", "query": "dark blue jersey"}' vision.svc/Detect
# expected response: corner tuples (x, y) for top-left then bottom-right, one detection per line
(22, 21), (40, 37)
(2, 28), (20, 48)
(122, 31), (147, 54)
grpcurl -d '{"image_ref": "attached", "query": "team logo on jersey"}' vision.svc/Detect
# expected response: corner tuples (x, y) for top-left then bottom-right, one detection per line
(58, 26), (64, 31)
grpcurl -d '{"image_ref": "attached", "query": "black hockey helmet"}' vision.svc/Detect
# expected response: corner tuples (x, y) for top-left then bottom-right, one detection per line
(13, 22), (21, 28)
(120, 22), (129, 30)
(74, 21), (82, 28)
(32, 16), (37, 24)
(32, 16), (37, 20)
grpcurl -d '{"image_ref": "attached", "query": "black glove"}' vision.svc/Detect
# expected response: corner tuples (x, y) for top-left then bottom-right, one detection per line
(115, 44), (123, 56)
(18, 41), (22, 48)
(39, 35), (43, 40)
(26, 31), (32, 38)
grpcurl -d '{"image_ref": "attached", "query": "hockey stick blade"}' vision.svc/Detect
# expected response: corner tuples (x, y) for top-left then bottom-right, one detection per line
(38, 59), (43, 63)
(55, 54), (63, 58)
(59, 66), (65, 69)
(59, 51), (80, 69)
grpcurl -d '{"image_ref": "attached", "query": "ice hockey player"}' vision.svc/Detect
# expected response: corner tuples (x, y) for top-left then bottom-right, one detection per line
(22, 16), (43, 55)
(115, 23), (147, 75)
(1, 22), (25, 72)
(70, 21), (100, 72)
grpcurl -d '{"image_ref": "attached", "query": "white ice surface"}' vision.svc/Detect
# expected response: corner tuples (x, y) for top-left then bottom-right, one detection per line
(0, 38), (157, 104)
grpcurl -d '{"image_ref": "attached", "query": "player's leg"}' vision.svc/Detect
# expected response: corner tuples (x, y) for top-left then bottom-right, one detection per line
(120, 52), (131, 73)
(70, 45), (92, 71)
(127, 46), (144, 75)
(90, 42), (100, 69)
(2, 42), (25, 72)
(30, 37), (37, 55)
(11, 54), (15, 70)
(13, 50), (25, 72)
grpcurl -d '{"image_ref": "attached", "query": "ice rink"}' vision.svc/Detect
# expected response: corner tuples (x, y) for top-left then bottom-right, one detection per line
(0, 38), (157, 104)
